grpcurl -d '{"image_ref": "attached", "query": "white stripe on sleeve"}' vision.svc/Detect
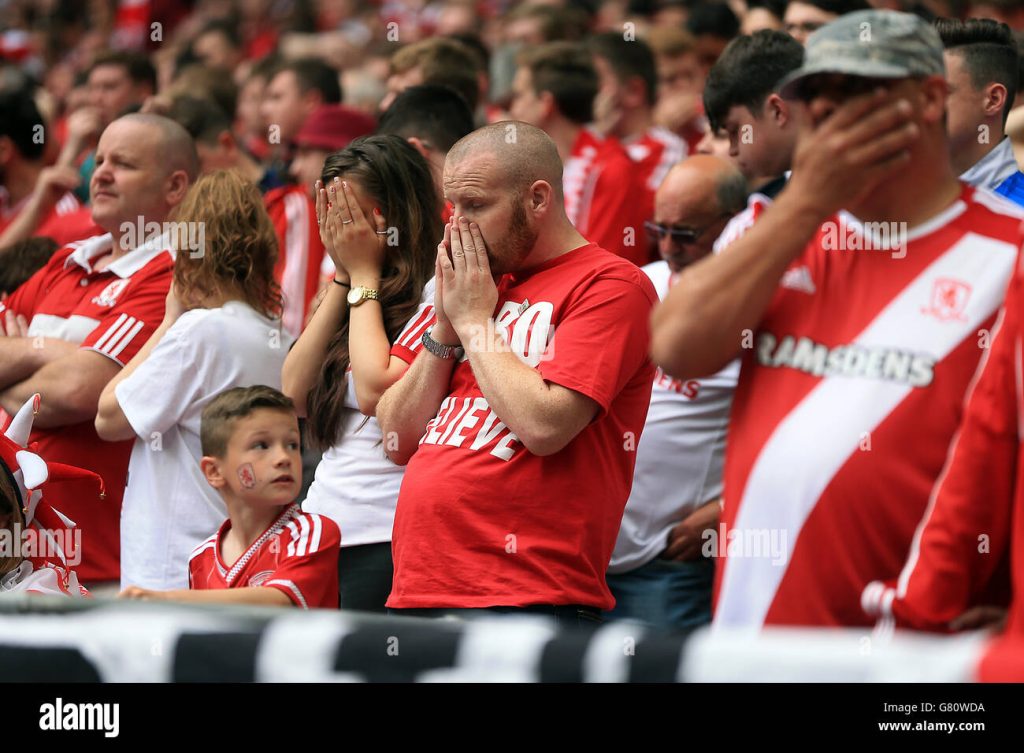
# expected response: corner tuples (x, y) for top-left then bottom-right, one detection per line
(265, 579), (308, 608)
(92, 313), (128, 350)
(106, 319), (145, 357)
(308, 514), (322, 553)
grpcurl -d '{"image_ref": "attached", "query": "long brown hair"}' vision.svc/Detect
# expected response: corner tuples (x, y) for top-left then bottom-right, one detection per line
(171, 170), (282, 319)
(306, 134), (441, 449)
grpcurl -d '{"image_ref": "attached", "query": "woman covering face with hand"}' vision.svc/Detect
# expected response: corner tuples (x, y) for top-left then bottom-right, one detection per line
(281, 134), (442, 612)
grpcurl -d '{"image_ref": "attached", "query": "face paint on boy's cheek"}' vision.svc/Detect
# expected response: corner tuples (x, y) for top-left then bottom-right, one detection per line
(237, 463), (256, 489)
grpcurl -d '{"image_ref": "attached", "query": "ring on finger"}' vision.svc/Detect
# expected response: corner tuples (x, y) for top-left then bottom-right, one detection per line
(342, 219), (354, 224)
(375, 229), (388, 235)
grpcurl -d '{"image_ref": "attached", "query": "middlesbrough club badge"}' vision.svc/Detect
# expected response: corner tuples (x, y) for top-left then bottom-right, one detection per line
(922, 278), (971, 322)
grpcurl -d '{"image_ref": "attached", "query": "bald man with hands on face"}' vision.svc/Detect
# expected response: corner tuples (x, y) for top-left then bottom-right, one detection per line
(376, 122), (658, 624)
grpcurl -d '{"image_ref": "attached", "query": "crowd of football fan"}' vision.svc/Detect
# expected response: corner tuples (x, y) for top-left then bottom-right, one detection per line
(1, 0), (1024, 635)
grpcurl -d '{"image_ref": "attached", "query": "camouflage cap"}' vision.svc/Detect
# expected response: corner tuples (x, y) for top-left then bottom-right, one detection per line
(778, 10), (945, 99)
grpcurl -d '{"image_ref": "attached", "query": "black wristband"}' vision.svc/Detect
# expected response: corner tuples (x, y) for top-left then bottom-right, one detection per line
(333, 278), (351, 288)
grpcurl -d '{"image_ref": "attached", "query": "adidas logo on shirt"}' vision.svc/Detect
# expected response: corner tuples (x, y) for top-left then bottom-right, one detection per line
(780, 266), (816, 294)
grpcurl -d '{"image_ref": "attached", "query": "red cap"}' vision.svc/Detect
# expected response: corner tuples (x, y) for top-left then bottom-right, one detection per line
(294, 105), (377, 152)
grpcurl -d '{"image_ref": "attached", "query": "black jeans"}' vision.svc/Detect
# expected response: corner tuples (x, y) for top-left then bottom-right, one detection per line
(389, 604), (604, 629)
(338, 542), (394, 613)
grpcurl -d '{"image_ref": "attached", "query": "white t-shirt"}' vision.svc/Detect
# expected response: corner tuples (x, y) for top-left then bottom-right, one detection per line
(302, 278), (435, 548)
(608, 262), (738, 573)
(115, 301), (293, 590)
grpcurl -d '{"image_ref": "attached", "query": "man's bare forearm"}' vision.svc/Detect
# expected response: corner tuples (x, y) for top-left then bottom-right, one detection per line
(1, 349), (119, 427)
(0, 194), (49, 248)
(462, 320), (571, 455)
(651, 191), (824, 379)
(376, 345), (456, 464)
(0, 337), (78, 390)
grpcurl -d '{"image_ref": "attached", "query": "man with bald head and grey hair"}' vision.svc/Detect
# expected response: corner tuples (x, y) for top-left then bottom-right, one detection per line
(0, 113), (197, 586)
(607, 155), (747, 630)
(377, 121), (658, 624)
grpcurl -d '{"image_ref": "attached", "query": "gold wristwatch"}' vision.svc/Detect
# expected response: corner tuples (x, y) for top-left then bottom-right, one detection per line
(347, 286), (380, 306)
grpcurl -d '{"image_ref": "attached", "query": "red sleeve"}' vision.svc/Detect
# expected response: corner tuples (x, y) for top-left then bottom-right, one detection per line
(297, 198), (326, 330)
(38, 207), (102, 248)
(581, 148), (649, 267)
(265, 514), (340, 609)
(537, 273), (657, 415)
(80, 261), (172, 365)
(390, 302), (436, 364)
(0, 247), (72, 319)
(266, 188), (325, 336)
(188, 545), (214, 590)
(862, 262), (1020, 631)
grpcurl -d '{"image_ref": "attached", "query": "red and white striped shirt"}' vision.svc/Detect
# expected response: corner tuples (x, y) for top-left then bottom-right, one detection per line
(713, 193), (773, 254)
(624, 126), (687, 250)
(0, 231), (174, 581)
(189, 503), (340, 609)
(264, 185), (326, 339)
(714, 185), (1024, 628)
(563, 128), (649, 267)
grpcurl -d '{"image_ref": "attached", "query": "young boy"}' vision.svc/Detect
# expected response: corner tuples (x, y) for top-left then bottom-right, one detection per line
(120, 386), (340, 608)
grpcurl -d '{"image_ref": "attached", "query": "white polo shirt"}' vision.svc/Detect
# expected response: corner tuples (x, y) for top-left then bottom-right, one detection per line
(608, 261), (739, 574)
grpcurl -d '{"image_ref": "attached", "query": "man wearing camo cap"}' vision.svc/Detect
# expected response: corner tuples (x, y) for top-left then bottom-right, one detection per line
(653, 10), (1024, 629)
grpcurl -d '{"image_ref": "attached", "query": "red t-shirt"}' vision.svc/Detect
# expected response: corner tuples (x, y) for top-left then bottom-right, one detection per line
(0, 233), (173, 581)
(189, 503), (340, 609)
(387, 243), (657, 610)
(563, 129), (650, 267)
(264, 185), (326, 338)
(715, 185), (1024, 628)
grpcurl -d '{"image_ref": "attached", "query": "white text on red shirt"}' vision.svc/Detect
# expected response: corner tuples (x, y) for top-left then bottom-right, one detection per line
(419, 396), (522, 461)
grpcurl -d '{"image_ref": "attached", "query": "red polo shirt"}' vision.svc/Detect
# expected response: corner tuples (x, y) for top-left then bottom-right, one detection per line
(0, 232), (173, 581)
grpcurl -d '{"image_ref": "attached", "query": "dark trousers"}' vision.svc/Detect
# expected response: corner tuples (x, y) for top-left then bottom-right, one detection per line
(338, 542), (394, 613)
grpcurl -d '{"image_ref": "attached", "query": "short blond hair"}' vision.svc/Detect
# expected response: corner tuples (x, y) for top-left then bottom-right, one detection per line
(389, 38), (481, 108)
(200, 386), (295, 458)
(645, 27), (697, 58)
